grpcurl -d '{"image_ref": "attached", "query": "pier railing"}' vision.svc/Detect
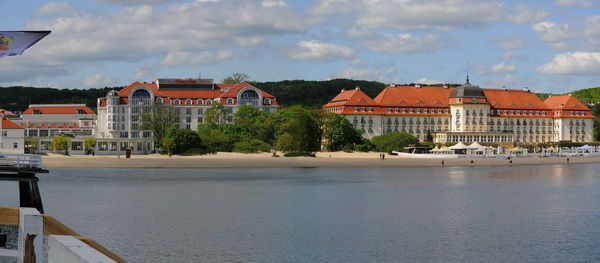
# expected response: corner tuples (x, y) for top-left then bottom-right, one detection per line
(0, 154), (42, 169)
(0, 206), (126, 263)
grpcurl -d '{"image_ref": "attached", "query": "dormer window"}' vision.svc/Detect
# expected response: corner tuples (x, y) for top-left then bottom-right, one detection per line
(156, 98), (163, 104)
(197, 99), (203, 105)
(33, 110), (41, 115)
(77, 109), (85, 114)
(227, 98), (234, 104)
(354, 107), (358, 112)
(206, 99), (212, 105)
(173, 99), (180, 105)
(368, 107), (372, 112)
(186, 99), (192, 105)
(472, 98), (477, 103)
(263, 98), (271, 105)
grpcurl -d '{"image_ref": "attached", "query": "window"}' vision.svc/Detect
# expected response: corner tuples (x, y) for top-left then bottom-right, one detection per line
(197, 99), (203, 105)
(227, 98), (234, 104)
(197, 108), (203, 115)
(143, 131), (152, 138)
(186, 108), (192, 115)
(240, 90), (259, 106)
(28, 130), (38, 136)
(77, 109), (86, 114)
(131, 89), (152, 105)
(264, 98), (271, 105)
(354, 107), (358, 112)
(2, 131), (6, 137)
(186, 116), (191, 123)
(156, 97), (163, 104)
(33, 110), (41, 115)
(13, 142), (18, 149)
(186, 99), (192, 105)
(198, 117), (203, 123)
(120, 132), (129, 138)
(206, 99), (212, 105)
(39, 130), (49, 137)
(173, 99), (180, 105)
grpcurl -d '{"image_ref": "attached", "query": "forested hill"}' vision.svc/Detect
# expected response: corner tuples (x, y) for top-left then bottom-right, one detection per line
(1, 80), (598, 113)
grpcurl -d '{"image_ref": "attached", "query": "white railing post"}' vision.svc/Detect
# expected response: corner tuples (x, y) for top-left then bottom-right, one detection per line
(17, 208), (44, 263)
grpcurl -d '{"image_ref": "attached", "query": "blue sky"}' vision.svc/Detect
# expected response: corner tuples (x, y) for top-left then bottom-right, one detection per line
(1, 0), (599, 94)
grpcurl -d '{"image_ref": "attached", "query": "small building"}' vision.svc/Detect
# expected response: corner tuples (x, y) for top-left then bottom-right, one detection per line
(0, 118), (25, 154)
(16, 104), (96, 154)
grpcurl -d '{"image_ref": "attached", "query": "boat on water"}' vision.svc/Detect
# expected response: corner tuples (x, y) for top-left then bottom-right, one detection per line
(0, 154), (126, 263)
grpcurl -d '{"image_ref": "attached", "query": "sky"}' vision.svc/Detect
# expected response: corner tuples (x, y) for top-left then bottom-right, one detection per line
(0, 0), (599, 94)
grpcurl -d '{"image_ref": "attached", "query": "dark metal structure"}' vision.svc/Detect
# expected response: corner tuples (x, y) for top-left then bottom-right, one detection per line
(0, 166), (48, 213)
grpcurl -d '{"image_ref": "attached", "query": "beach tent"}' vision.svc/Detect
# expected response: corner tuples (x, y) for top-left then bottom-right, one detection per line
(546, 146), (559, 153)
(510, 147), (523, 153)
(439, 146), (452, 153)
(449, 142), (468, 150)
(467, 142), (485, 150)
(430, 146), (441, 153)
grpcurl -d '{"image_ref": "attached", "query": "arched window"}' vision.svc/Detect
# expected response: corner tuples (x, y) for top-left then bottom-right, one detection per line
(206, 99), (212, 105)
(197, 99), (203, 105)
(239, 90), (260, 106)
(186, 99), (192, 105)
(264, 98), (271, 105)
(156, 97), (163, 104)
(227, 98), (234, 104)
(173, 99), (180, 105)
(131, 89), (151, 105)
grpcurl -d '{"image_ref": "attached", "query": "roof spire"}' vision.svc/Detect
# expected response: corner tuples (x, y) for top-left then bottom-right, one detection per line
(466, 61), (470, 84)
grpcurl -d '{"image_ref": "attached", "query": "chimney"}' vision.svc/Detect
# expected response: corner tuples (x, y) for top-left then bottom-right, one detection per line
(415, 84), (421, 88)
(391, 83), (396, 88)
(442, 85), (448, 89)
(341, 88), (345, 93)
(355, 86), (360, 90)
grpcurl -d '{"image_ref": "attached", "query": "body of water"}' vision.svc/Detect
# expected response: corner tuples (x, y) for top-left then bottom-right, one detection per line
(2, 165), (600, 262)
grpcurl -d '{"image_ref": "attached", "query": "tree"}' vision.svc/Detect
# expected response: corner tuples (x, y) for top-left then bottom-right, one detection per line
(197, 125), (236, 153)
(371, 132), (418, 153)
(162, 137), (175, 157)
(84, 137), (97, 150)
(322, 113), (363, 151)
(274, 106), (323, 155)
(141, 104), (177, 148)
(50, 136), (71, 155)
(204, 102), (228, 127)
(164, 127), (201, 154)
(222, 73), (250, 84)
(425, 130), (433, 142)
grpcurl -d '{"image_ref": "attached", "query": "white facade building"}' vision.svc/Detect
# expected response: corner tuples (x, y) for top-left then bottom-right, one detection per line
(0, 119), (25, 154)
(95, 78), (278, 154)
(324, 81), (594, 146)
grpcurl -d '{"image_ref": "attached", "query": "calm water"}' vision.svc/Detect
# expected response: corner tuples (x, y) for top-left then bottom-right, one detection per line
(2, 165), (600, 262)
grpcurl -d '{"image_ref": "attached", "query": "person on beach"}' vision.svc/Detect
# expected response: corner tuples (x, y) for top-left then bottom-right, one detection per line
(567, 157), (570, 164)
(441, 160), (445, 166)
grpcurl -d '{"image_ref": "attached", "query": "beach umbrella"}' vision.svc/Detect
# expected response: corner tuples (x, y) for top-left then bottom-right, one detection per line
(430, 146), (441, 152)
(440, 146), (452, 153)
(0, 31), (51, 57)
(467, 142), (485, 150)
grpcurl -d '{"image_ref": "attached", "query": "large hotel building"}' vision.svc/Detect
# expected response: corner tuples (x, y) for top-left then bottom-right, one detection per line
(324, 79), (594, 145)
(94, 78), (278, 154)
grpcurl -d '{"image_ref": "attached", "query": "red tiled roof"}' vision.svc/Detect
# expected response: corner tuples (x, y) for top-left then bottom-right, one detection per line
(374, 85), (453, 107)
(39, 123), (48, 128)
(23, 105), (95, 115)
(49, 124), (58, 128)
(2, 119), (24, 129)
(484, 89), (548, 110)
(544, 95), (591, 110)
(325, 89), (377, 107)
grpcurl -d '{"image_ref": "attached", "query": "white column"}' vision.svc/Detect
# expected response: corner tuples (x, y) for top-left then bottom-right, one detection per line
(17, 208), (44, 263)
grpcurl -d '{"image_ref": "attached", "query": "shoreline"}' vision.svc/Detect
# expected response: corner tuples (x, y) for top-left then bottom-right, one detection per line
(41, 152), (600, 168)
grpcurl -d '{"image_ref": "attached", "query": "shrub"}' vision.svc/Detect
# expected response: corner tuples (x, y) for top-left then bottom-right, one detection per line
(371, 132), (418, 153)
(342, 144), (353, 153)
(233, 139), (270, 153)
(355, 139), (374, 152)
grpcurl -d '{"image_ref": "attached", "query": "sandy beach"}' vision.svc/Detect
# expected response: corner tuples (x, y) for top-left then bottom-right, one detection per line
(41, 152), (600, 168)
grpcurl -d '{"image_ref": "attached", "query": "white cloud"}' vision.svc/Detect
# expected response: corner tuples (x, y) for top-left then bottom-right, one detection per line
(95, 0), (181, 5)
(555, 0), (594, 8)
(550, 41), (575, 50)
(159, 50), (235, 66)
(285, 40), (355, 61)
(491, 62), (517, 73)
(354, 0), (505, 31)
(584, 16), (600, 37)
(416, 78), (441, 84)
(1, 0), (308, 83)
(506, 5), (549, 23)
(309, 0), (353, 15)
(33, 2), (75, 17)
(82, 74), (119, 88)
(532, 21), (579, 42)
(132, 65), (158, 82)
(537, 52), (600, 75)
(334, 68), (380, 80)
(492, 36), (526, 50)
(347, 28), (445, 54)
